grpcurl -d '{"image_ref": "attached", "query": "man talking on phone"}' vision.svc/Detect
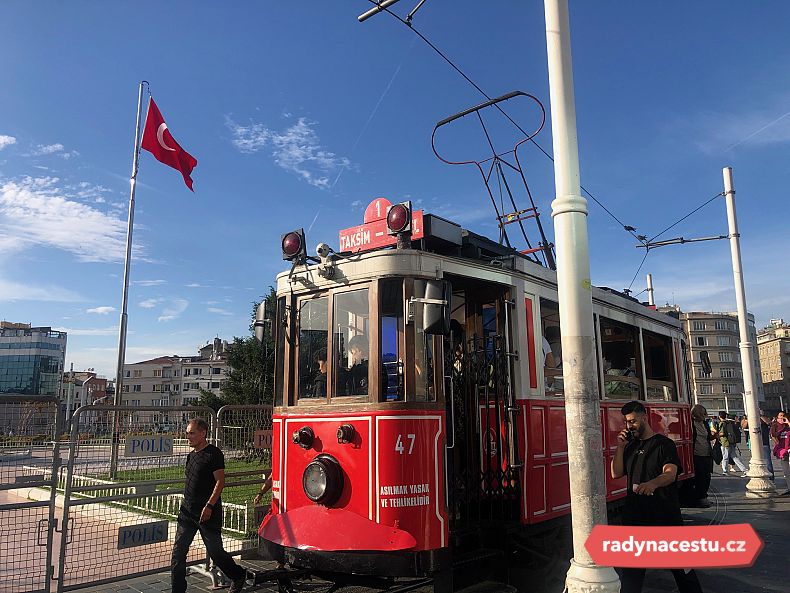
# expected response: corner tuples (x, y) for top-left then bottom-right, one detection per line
(611, 401), (703, 593)
(171, 418), (247, 593)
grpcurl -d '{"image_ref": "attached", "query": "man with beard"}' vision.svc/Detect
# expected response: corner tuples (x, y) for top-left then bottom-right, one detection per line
(611, 401), (703, 593)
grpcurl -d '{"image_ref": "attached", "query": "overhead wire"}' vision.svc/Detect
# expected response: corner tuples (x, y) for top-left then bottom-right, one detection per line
(648, 191), (725, 243)
(365, 1), (727, 293)
(363, 1), (648, 250)
(627, 249), (650, 292)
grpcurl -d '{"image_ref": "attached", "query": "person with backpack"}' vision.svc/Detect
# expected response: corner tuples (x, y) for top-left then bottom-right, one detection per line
(718, 411), (748, 476)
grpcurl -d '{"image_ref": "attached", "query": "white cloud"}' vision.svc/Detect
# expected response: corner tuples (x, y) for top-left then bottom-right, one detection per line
(86, 306), (115, 315)
(0, 176), (129, 262)
(158, 298), (189, 322)
(0, 278), (83, 302)
(133, 279), (166, 286)
(350, 200), (363, 208)
(0, 135), (16, 150)
(226, 119), (270, 153)
(186, 282), (210, 288)
(33, 143), (64, 155)
(28, 143), (79, 159)
(139, 298), (163, 309)
(207, 307), (233, 316)
(226, 116), (351, 188)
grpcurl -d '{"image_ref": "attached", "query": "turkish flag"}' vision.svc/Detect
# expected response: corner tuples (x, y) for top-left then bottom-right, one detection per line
(141, 98), (198, 191)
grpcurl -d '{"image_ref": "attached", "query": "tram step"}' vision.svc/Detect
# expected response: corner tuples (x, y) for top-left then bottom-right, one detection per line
(455, 580), (517, 593)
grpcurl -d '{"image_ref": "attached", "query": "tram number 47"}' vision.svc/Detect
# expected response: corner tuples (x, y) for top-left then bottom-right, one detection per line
(395, 434), (416, 455)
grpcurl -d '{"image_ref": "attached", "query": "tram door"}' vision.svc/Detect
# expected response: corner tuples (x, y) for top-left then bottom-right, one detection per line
(445, 280), (521, 529)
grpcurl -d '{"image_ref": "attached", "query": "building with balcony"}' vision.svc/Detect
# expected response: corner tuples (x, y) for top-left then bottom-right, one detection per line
(680, 311), (764, 415)
(757, 319), (790, 412)
(120, 338), (230, 426)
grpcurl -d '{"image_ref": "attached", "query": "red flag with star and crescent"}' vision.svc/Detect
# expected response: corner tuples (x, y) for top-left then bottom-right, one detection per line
(141, 98), (198, 191)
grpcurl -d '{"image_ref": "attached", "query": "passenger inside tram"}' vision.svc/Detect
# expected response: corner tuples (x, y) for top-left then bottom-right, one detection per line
(344, 334), (369, 396)
(311, 348), (327, 397)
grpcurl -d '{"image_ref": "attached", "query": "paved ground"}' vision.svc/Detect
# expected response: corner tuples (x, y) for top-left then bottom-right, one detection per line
(39, 448), (790, 592)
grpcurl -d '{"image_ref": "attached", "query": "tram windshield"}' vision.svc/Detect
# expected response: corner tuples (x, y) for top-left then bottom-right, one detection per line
(286, 279), (442, 406)
(334, 289), (370, 397)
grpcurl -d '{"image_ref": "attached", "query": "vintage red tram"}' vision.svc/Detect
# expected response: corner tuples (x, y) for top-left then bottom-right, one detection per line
(258, 198), (693, 584)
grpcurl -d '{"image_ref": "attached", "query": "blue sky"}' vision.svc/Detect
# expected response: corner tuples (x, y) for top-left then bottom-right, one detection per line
(1, 2), (789, 379)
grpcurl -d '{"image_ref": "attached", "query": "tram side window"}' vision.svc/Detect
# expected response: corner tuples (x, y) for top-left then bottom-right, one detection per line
(643, 330), (677, 402)
(298, 297), (328, 399)
(539, 298), (563, 397)
(380, 279), (403, 402)
(414, 280), (436, 402)
(274, 296), (286, 406)
(334, 289), (370, 397)
(600, 318), (642, 400)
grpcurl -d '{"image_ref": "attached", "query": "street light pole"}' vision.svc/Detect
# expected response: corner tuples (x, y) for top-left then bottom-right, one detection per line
(722, 166), (774, 497)
(544, 2), (620, 592)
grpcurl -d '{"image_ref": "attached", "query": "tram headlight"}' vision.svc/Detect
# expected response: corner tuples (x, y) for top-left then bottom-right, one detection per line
(302, 454), (344, 505)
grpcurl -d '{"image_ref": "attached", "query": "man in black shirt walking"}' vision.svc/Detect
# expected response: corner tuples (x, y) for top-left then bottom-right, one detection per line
(171, 418), (247, 593)
(611, 401), (703, 593)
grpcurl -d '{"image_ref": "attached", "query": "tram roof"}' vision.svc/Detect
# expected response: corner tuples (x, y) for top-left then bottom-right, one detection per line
(275, 217), (681, 331)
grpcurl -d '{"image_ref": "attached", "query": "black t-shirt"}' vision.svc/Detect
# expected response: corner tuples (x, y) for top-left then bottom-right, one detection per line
(622, 434), (683, 526)
(183, 444), (224, 514)
(760, 419), (771, 445)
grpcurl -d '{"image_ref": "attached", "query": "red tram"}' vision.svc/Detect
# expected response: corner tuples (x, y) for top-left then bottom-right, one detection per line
(258, 198), (693, 585)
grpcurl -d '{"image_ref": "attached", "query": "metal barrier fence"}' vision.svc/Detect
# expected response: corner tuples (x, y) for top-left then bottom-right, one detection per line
(56, 405), (216, 591)
(51, 404), (271, 591)
(0, 395), (62, 593)
(215, 405), (274, 559)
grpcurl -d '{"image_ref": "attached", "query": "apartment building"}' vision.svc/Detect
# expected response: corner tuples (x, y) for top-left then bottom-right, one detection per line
(120, 338), (229, 425)
(757, 319), (790, 412)
(681, 311), (764, 415)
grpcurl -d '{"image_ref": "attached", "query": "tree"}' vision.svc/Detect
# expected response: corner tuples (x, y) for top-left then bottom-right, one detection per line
(198, 287), (277, 408)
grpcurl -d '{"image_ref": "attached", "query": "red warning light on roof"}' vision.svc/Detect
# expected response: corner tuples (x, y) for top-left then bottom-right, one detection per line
(339, 198), (423, 253)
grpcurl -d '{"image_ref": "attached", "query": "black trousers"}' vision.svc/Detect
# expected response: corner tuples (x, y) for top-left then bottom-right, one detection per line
(692, 455), (713, 500)
(171, 508), (245, 593)
(619, 567), (703, 593)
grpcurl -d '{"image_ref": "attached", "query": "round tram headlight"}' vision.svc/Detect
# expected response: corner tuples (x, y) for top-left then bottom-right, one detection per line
(302, 454), (344, 506)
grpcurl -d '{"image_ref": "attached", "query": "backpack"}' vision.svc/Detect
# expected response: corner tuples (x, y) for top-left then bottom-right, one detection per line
(724, 420), (741, 445)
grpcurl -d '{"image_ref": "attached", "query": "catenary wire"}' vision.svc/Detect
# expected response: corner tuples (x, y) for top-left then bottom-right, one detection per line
(648, 191), (725, 243)
(627, 249), (650, 292)
(364, 1), (648, 247)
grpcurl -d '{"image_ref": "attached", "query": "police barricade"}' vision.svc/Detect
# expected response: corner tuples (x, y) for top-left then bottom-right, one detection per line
(55, 405), (220, 592)
(215, 404), (273, 562)
(0, 395), (62, 593)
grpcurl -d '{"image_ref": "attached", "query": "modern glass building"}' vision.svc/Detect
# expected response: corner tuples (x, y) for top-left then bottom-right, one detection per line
(0, 322), (67, 396)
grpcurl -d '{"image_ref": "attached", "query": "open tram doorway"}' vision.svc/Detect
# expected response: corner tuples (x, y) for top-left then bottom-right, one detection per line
(444, 276), (521, 531)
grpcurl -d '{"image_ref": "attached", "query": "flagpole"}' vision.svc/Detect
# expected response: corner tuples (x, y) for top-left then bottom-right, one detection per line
(110, 80), (147, 477)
